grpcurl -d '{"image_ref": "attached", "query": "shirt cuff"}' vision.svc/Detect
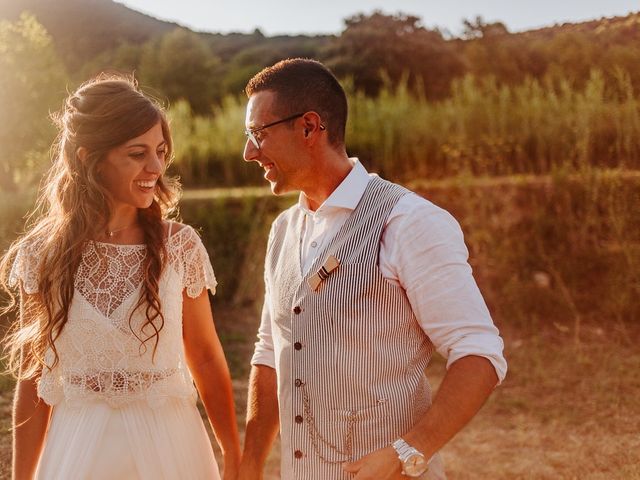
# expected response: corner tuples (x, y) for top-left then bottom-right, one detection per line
(445, 340), (508, 385)
(251, 345), (276, 369)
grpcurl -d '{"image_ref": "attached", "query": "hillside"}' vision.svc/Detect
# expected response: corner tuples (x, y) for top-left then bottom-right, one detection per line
(0, 0), (330, 72)
(2, 0), (640, 171)
(519, 10), (640, 40)
(3, 0), (638, 77)
(0, 0), (184, 70)
(2, 0), (640, 97)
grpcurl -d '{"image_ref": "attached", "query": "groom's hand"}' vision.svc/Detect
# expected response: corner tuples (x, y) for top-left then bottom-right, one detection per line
(342, 446), (405, 479)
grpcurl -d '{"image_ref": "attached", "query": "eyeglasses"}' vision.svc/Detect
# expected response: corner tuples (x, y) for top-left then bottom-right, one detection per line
(244, 113), (304, 149)
(244, 113), (325, 149)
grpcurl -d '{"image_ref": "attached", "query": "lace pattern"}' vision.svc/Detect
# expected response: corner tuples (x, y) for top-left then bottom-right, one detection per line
(9, 237), (43, 295)
(10, 224), (216, 408)
(170, 225), (217, 298)
(77, 242), (146, 323)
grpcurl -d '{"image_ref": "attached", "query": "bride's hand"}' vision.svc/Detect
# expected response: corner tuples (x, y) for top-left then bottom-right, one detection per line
(222, 452), (241, 480)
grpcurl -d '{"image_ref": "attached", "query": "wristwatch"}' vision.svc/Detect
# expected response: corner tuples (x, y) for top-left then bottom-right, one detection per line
(392, 438), (429, 477)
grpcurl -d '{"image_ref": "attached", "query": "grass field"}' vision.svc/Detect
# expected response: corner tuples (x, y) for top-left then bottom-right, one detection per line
(0, 171), (638, 479)
(215, 308), (640, 480)
(0, 306), (639, 479)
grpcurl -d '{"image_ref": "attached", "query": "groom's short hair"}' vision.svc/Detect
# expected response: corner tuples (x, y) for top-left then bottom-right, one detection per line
(245, 58), (348, 147)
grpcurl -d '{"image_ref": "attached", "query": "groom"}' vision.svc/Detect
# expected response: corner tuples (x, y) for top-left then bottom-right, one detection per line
(238, 58), (507, 480)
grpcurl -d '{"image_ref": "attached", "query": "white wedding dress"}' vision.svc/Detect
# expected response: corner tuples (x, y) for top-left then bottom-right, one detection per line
(10, 224), (221, 479)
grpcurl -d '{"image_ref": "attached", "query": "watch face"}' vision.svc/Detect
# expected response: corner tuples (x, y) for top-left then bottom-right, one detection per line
(403, 453), (428, 476)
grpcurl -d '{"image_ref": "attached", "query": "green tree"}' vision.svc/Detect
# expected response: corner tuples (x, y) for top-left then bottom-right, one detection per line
(79, 41), (145, 80)
(324, 11), (464, 98)
(221, 38), (322, 95)
(139, 28), (222, 112)
(462, 16), (549, 84)
(0, 12), (68, 192)
(462, 16), (509, 39)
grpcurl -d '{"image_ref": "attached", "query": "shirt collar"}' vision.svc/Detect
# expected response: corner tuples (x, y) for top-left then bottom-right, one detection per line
(298, 158), (371, 215)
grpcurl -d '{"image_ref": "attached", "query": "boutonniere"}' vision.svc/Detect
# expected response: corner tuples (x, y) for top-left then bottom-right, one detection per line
(307, 255), (340, 291)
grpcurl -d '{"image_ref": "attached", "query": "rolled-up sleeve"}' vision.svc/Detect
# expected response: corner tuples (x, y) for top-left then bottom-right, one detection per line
(250, 285), (276, 369)
(383, 195), (507, 383)
(251, 221), (277, 369)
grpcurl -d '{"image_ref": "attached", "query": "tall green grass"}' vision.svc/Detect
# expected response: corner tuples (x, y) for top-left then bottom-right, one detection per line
(168, 96), (263, 187)
(2, 67), (639, 328)
(167, 70), (640, 186)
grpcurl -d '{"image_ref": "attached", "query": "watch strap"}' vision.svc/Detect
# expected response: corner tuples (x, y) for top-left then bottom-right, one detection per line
(392, 438), (423, 461)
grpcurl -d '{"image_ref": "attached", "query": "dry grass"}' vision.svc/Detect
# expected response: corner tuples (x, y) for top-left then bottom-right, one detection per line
(438, 321), (640, 479)
(0, 310), (638, 480)
(208, 308), (640, 480)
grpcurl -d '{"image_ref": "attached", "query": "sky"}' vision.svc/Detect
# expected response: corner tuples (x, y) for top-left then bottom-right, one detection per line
(115, 0), (639, 37)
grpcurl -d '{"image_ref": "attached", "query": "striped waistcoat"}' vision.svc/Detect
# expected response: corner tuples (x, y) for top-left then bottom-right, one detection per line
(266, 177), (446, 479)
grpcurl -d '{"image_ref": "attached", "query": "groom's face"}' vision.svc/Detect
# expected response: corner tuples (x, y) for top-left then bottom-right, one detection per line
(243, 90), (308, 195)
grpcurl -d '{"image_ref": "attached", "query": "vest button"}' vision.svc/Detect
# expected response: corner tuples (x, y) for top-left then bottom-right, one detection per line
(294, 342), (302, 350)
(293, 306), (302, 314)
(294, 450), (303, 459)
(295, 379), (303, 387)
(295, 415), (303, 424)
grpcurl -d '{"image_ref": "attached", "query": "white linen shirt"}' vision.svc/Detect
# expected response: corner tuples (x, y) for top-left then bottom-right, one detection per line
(252, 159), (507, 383)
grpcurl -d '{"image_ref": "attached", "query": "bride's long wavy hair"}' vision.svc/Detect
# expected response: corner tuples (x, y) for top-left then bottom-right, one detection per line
(0, 73), (181, 379)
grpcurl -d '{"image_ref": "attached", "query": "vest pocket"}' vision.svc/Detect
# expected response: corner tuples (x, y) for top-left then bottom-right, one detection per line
(328, 398), (400, 460)
(333, 397), (389, 418)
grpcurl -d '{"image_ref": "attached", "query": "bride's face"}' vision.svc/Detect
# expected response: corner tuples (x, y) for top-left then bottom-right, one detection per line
(99, 121), (167, 211)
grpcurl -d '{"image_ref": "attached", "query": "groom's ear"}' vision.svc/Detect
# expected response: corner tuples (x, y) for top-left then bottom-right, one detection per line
(301, 112), (323, 140)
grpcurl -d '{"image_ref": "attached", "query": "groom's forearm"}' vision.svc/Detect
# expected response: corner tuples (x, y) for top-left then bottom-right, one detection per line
(239, 364), (279, 478)
(405, 355), (498, 458)
(342, 356), (499, 478)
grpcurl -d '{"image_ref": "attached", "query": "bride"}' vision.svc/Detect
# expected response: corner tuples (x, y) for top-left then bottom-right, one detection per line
(1, 74), (241, 479)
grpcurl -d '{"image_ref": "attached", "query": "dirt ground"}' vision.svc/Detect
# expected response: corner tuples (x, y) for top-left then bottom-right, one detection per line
(215, 308), (640, 480)
(1, 308), (639, 479)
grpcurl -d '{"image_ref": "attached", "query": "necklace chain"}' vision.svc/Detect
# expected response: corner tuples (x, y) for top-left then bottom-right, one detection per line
(106, 223), (138, 238)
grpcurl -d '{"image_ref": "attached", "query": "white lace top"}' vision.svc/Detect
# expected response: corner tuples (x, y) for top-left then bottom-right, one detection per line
(9, 224), (217, 408)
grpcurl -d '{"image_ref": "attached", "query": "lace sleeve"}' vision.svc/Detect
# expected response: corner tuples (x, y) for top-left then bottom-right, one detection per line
(9, 240), (41, 294)
(178, 226), (217, 298)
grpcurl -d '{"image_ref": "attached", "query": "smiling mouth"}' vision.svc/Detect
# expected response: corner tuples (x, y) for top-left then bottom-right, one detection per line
(135, 180), (157, 189)
(261, 163), (274, 171)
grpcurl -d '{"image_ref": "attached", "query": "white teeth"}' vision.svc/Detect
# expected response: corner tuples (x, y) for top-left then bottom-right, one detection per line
(136, 180), (156, 188)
